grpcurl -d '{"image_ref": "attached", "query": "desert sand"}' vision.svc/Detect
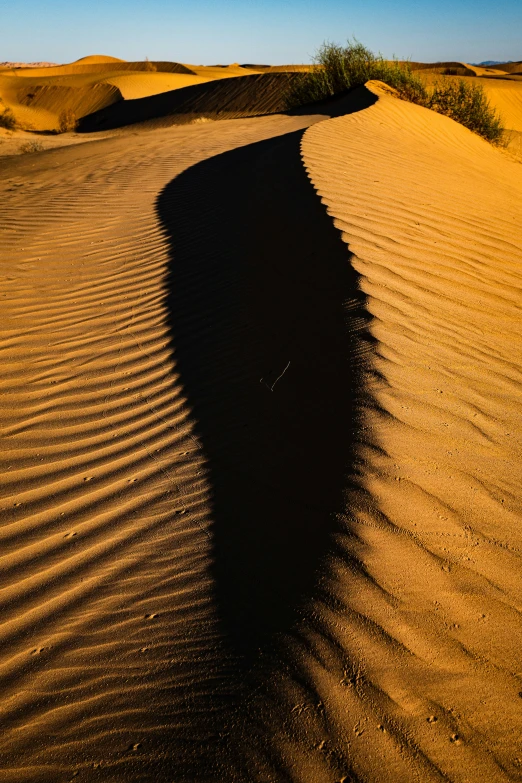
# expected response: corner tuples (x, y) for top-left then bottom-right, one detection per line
(1, 57), (522, 783)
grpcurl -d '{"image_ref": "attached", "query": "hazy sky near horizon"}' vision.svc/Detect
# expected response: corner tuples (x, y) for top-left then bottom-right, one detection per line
(2, 0), (520, 64)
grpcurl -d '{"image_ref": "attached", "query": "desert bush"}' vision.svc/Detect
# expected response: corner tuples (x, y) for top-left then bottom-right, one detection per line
(287, 39), (427, 107)
(425, 78), (504, 143)
(0, 107), (18, 130)
(58, 108), (77, 133)
(287, 39), (504, 144)
(144, 58), (157, 72)
(19, 140), (44, 153)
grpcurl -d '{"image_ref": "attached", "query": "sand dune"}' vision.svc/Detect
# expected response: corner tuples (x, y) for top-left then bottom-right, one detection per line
(479, 78), (522, 134)
(466, 65), (512, 77)
(494, 60), (522, 75)
(0, 58), (263, 132)
(1, 68), (522, 783)
(0, 77), (122, 130)
(77, 72), (297, 131)
(73, 55), (127, 64)
(410, 61), (476, 76)
(6, 61), (195, 78)
(98, 72), (212, 100)
(185, 63), (260, 78)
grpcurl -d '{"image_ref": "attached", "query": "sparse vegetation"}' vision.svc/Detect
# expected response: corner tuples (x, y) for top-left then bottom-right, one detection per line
(426, 78), (504, 143)
(19, 140), (44, 153)
(0, 106), (18, 130)
(442, 67), (470, 76)
(287, 39), (427, 107)
(287, 39), (505, 144)
(58, 108), (78, 133)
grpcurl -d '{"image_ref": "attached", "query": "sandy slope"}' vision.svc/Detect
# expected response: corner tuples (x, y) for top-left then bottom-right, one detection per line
(0, 109), (337, 782)
(295, 82), (522, 783)
(1, 79), (522, 783)
(77, 72), (297, 131)
(494, 61), (522, 75)
(0, 73), (122, 130)
(99, 72), (212, 100)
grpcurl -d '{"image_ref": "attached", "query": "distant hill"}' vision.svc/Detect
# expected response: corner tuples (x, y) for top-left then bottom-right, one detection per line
(0, 61), (58, 68)
(472, 60), (513, 66)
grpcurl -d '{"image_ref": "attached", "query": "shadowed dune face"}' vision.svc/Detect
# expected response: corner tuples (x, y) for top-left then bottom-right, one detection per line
(157, 129), (375, 654)
(78, 73), (297, 131)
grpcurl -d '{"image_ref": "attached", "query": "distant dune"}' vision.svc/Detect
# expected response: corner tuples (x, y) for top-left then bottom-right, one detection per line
(72, 54), (127, 64)
(0, 57), (261, 132)
(77, 72), (297, 131)
(493, 59), (522, 74)
(0, 61), (58, 69)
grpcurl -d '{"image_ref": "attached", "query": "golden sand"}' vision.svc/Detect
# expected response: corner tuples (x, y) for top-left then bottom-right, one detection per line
(1, 60), (521, 783)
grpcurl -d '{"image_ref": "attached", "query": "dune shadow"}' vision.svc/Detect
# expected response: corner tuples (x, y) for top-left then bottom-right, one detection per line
(78, 73), (296, 132)
(156, 127), (374, 658)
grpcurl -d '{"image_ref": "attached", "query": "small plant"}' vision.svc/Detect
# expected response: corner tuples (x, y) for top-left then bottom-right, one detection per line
(0, 107), (18, 130)
(19, 140), (44, 153)
(144, 58), (157, 72)
(58, 108), (77, 133)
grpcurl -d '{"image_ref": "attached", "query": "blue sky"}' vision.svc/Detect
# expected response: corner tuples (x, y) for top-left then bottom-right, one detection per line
(2, 0), (521, 64)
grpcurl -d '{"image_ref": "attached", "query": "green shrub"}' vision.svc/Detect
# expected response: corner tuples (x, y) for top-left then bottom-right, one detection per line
(0, 107), (18, 130)
(287, 39), (427, 107)
(425, 78), (504, 143)
(287, 39), (504, 144)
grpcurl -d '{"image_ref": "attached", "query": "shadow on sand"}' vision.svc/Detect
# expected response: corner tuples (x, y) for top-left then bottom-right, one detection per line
(156, 124), (375, 660)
